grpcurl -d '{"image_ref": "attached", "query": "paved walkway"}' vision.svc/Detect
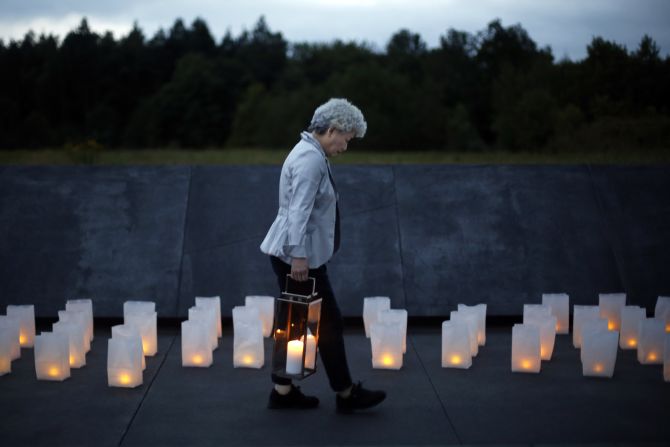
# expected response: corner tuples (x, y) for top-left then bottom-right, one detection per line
(1, 325), (668, 446)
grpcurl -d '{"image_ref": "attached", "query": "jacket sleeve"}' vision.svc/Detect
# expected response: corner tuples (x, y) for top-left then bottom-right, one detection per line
(283, 150), (324, 259)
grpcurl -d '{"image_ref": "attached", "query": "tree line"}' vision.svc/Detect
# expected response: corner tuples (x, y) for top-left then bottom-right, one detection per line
(1, 16), (668, 152)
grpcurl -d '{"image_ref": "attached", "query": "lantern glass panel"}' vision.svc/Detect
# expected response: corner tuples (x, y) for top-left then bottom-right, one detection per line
(272, 276), (321, 380)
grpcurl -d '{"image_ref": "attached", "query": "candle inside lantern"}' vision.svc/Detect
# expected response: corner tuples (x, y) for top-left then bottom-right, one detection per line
(450, 355), (462, 365)
(620, 306), (645, 350)
(637, 318), (665, 365)
(599, 293), (626, 332)
(381, 354), (397, 367)
(286, 340), (304, 374)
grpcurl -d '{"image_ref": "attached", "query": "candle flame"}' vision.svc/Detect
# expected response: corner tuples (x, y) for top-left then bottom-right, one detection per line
(627, 339), (637, 347)
(243, 355), (254, 365)
(540, 348), (546, 358)
(555, 323), (561, 331)
(450, 355), (462, 365)
(69, 355), (76, 366)
(666, 324), (670, 333)
(594, 364), (604, 373)
(382, 355), (395, 366)
(521, 360), (533, 370)
(119, 373), (132, 385)
(608, 322), (616, 331)
(48, 367), (60, 377)
(192, 355), (203, 365)
(19, 334), (27, 345)
(648, 352), (657, 362)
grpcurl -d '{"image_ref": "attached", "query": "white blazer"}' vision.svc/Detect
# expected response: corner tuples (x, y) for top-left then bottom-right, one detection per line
(260, 132), (338, 268)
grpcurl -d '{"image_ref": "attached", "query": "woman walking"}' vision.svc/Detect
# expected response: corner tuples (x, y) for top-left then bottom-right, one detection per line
(260, 98), (386, 412)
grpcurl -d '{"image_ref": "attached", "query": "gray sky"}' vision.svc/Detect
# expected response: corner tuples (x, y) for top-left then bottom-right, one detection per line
(1, 0), (668, 60)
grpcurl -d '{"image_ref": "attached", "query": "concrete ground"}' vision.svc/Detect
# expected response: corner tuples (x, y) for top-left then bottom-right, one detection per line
(1, 323), (668, 447)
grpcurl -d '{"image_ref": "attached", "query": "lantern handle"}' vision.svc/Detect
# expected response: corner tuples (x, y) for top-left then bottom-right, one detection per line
(284, 274), (316, 297)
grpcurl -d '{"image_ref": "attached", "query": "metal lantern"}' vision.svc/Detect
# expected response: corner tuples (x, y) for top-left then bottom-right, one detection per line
(272, 275), (321, 380)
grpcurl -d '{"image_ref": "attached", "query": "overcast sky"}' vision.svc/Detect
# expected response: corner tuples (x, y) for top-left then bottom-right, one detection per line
(1, 0), (668, 60)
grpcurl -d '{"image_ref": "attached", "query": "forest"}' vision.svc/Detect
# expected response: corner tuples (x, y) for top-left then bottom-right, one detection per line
(1, 16), (668, 152)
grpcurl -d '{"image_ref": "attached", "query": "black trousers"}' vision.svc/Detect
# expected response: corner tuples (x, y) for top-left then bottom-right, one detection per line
(270, 256), (353, 392)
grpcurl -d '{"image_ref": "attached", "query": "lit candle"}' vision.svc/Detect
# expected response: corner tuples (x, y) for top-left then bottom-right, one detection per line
(381, 354), (396, 367)
(48, 366), (61, 378)
(594, 364), (604, 373)
(627, 338), (637, 347)
(521, 359), (533, 370)
(450, 355), (462, 365)
(118, 372), (132, 385)
(192, 355), (203, 365)
(286, 340), (304, 374)
(648, 352), (658, 362)
(304, 334), (317, 369)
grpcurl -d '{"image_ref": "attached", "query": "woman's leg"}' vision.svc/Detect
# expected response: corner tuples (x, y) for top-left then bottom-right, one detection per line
(269, 256), (352, 392)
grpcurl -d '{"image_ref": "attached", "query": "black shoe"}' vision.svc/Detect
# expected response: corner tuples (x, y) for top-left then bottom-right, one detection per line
(268, 385), (319, 409)
(336, 382), (386, 413)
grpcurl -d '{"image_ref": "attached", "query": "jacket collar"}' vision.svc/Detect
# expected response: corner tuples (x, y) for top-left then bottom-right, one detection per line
(300, 131), (327, 159)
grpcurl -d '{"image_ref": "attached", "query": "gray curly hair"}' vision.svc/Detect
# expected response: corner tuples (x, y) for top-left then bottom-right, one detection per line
(307, 98), (367, 138)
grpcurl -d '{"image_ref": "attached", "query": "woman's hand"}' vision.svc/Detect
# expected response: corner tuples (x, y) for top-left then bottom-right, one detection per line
(291, 257), (309, 282)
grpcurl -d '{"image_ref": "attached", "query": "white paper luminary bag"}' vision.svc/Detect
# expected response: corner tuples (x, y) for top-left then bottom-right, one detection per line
(525, 313), (557, 361)
(189, 306), (218, 350)
(58, 310), (90, 353)
(123, 301), (155, 317)
(370, 320), (403, 370)
(124, 312), (158, 356)
(441, 320), (472, 369)
(0, 316), (21, 360)
(450, 311), (478, 357)
(457, 304), (487, 346)
(0, 326), (14, 375)
(34, 332), (70, 381)
(637, 318), (665, 364)
(655, 296), (670, 333)
(6, 304), (36, 348)
(52, 320), (87, 368)
(511, 324), (541, 373)
(599, 293), (626, 331)
(65, 299), (94, 342)
(378, 309), (408, 353)
(581, 328), (618, 378)
(111, 324), (145, 370)
(620, 306), (645, 349)
(232, 306), (264, 368)
(363, 297), (390, 338)
(664, 334), (670, 382)
(245, 295), (275, 338)
(107, 337), (143, 388)
(542, 293), (570, 334)
(181, 319), (213, 367)
(195, 296), (222, 338)
(573, 305), (601, 348)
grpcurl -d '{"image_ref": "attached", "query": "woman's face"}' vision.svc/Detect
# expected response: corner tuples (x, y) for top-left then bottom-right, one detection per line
(320, 128), (356, 157)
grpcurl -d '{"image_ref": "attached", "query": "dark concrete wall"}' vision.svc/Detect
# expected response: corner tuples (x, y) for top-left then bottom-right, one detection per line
(1, 165), (668, 318)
